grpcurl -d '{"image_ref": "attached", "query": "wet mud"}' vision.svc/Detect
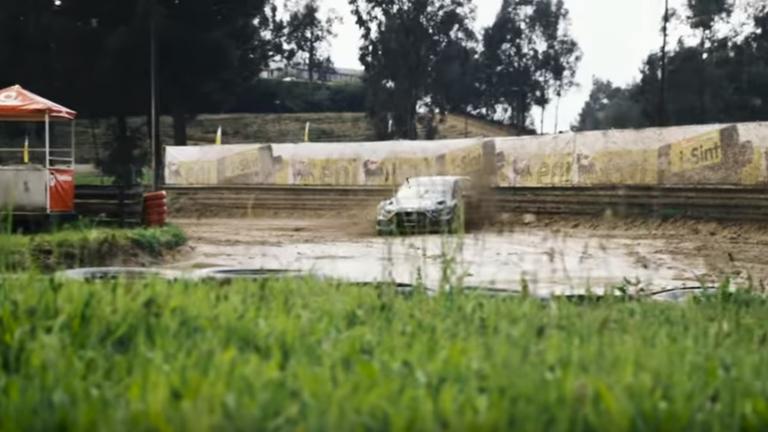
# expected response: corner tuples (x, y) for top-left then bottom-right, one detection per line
(168, 216), (767, 294)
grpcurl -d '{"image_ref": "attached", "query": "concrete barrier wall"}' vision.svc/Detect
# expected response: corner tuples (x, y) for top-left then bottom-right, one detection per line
(166, 138), (486, 186)
(166, 122), (768, 187)
(495, 122), (768, 187)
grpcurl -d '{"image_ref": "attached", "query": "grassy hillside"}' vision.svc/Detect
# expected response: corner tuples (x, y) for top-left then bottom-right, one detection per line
(74, 112), (518, 166)
(184, 112), (377, 144)
(187, 113), (517, 145)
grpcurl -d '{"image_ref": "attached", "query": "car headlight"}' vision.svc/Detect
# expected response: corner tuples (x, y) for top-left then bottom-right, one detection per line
(427, 204), (452, 219)
(378, 202), (396, 219)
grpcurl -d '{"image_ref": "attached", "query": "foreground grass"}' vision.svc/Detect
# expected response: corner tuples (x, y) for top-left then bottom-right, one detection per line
(1, 277), (767, 431)
(0, 224), (187, 272)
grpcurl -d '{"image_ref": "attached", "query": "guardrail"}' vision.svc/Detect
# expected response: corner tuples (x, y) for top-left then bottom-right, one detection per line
(164, 185), (768, 222)
(166, 185), (394, 217)
(493, 186), (768, 221)
(75, 185), (144, 226)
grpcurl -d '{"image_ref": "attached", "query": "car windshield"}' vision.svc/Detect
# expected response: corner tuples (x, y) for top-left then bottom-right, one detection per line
(396, 183), (451, 200)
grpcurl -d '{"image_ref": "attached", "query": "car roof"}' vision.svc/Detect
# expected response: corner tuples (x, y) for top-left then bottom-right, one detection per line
(405, 176), (470, 186)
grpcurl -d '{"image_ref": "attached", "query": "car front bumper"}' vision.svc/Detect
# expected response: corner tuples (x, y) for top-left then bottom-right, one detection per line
(377, 210), (454, 233)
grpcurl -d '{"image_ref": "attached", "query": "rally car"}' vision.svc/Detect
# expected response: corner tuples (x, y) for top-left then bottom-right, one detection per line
(376, 176), (470, 235)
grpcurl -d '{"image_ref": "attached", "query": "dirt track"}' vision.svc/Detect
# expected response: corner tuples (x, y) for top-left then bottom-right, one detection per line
(170, 215), (768, 293)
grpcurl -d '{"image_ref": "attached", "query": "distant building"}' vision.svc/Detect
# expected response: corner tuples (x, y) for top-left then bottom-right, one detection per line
(260, 64), (363, 83)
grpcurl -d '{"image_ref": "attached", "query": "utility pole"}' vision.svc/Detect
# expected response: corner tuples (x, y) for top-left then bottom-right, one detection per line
(659, 0), (669, 127)
(149, 0), (159, 190)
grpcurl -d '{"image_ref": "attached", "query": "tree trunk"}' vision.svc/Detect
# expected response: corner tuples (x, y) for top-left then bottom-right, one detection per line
(659, 0), (669, 126)
(117, 115), (128, 139)
(147, 111), (163, 186)
(540, 106), (545, 135)
(308, 28), (315, 83)
(407, 103), (418, 140)
(308, 47), (315, 82)
(90, 119), (100, 163)
(172, 106), (187, 146)
(115, 115), (136, 185)
(519, 94), (527, 130)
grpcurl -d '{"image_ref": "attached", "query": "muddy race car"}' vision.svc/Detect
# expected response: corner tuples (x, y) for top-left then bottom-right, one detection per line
(376, 176), (471, 235)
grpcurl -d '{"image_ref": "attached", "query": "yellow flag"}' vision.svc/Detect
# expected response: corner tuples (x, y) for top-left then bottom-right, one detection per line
(23, 135), (29, 164)
(215, 126), (222, 145)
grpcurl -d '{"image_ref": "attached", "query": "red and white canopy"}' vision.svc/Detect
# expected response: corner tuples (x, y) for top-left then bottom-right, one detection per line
(0, 84), (77, 121)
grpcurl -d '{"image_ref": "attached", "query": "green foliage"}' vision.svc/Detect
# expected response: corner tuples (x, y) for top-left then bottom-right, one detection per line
(479, 0), (581, 131)
(0, 225), (187, 273)
(284, 0), (341, 83)
(96, 120), (148, 186)
(529, 0), (581, 123)
(0, 0), (280, 146)
(157, 0), (281, 146)
(686, 0), (733, 34)
(1, 277), (768, 430)
(575, 78), (645, 131)
(576, 3), (768, 131)
(479, 0), (534, 129)
(128, 224), (187, 256)
(234, 79), (366, 113)
(349, 0), (477, 139)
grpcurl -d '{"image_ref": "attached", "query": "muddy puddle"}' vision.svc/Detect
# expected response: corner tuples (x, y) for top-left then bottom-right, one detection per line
(172, 219), (706, 294)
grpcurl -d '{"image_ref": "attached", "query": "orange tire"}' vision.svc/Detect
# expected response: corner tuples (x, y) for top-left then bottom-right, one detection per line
(143, 200), (167, 211)
(144, 209), (167, 218)
(144, 191), (167, 202)
(144, 211), (168, 220)
(144, 217), (166, 226)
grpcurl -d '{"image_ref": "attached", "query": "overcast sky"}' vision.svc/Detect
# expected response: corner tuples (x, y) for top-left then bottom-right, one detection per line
(322, 0), (688, 133)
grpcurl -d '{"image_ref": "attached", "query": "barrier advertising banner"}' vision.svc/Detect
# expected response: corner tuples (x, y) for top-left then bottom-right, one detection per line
(494, 122), (768, 187)
(495, 134), (576, 187)
(49, 168), (75, 212)
(166, 122), (768, 188)
(166, 139), (486, 186)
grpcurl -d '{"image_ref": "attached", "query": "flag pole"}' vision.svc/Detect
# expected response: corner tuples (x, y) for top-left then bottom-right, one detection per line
(23, 135), (29, 164)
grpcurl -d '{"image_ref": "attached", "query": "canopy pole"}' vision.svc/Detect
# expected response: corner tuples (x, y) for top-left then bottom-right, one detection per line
(45, 112), (50, 169)
(45, 112), (50, 214)
(71, 119), (76, 169)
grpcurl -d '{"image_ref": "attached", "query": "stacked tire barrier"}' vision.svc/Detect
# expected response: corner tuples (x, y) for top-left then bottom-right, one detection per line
(144, 191), (168, 227)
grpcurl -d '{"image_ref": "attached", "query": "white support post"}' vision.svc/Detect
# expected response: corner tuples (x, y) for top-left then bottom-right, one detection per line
(71, 119), (76, 169)
(45, 112), (50, 213)
(45, 113), (50, 169)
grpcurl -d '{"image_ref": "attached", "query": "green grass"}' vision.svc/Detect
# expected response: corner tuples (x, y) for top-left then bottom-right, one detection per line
(74, 171), (115, 186)
(0, 277), (767, 431)
(0, 224), (187, 272)
(74, 170), (154, 186)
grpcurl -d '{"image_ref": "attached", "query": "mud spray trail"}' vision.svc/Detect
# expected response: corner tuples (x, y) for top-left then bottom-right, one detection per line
(167, 217), (768, 294)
